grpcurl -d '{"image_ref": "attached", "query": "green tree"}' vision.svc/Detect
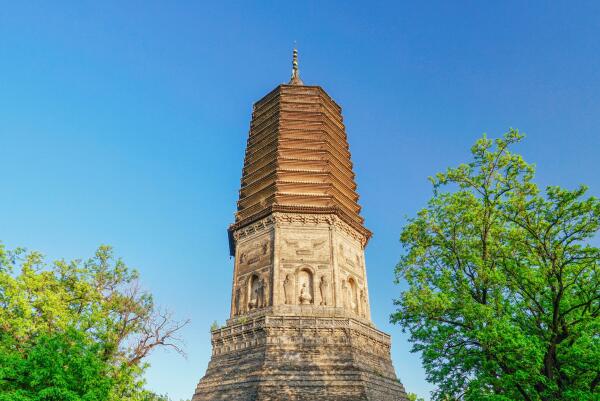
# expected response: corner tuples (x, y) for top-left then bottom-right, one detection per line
(392, 130), (599, 401)
(0, 328), (113, 401)
(0, 244), (189, 401)
(407, 392), (426, 401)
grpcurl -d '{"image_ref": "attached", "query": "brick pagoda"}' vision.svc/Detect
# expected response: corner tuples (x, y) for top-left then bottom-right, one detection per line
(192, 50), (409, 401)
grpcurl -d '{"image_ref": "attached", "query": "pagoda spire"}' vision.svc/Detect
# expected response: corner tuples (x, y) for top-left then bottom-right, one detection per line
(289, 48), (303, 85)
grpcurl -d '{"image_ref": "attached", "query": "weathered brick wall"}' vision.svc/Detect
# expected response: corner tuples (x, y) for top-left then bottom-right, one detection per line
(192, 316), (408, 401)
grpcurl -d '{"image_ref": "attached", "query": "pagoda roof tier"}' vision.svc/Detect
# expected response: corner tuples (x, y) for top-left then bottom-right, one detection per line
(232, 83), (369, 241)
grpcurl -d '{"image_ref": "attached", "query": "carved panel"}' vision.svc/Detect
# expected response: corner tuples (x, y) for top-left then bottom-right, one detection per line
(271, 212), (369, 247)
(336, 237), (363, 277)
(237, 233), (272, 274)
(234, 268), (271, 316)
(232, 215), (275, 241)
(211, 316), (392, 357)
(280, 231), (330, 263)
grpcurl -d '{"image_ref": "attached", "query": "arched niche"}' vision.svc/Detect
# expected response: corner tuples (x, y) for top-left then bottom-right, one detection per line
(247, 274), (260, 310)
(296, 267), (314, 305)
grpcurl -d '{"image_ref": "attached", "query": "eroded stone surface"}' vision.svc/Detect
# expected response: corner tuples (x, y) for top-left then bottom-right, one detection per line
(193, 316), (408, 401)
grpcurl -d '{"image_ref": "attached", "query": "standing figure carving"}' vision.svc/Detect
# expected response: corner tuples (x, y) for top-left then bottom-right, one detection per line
(299, 283), (312, 305)
(283, 274), (294, 304)
(319, 275), (329, 306)
(234, 286), (241, 316)
(360, 289), (366, 317)
(349, 279), (358, 313)
(262, 275), (270, 307)
(257, 278), (264, 308)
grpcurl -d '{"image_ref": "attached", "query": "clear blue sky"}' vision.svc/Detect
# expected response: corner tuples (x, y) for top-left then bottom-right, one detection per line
(1, 1), (599, 400)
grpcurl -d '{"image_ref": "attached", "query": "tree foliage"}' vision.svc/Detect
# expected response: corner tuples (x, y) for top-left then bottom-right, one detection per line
(392, 130), (599, 401)
(406, 392), (426, 401)
(0, 245), (188, 401)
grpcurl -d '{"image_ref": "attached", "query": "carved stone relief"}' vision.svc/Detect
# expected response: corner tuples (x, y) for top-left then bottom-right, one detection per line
(341, 279), (348, 309)
(247, 274), (261, 311)
(319, 275), (330, 306)
(230, 213), (371, 318)
(269, 212), (369, 247)
(283, 274), (294, 305)
(297, 268), (314, 305)
(262, 276), (270, 308)
(337, 241), (363, 275)
(237, 235), (271, 274)
(281, 233), (329, 262)
(233, 269), (271, 316)
(359, 288), (367, 317)
(339, 274), (365, 316)
(234, 286), (241, 316)
(348, 277), (358, 313)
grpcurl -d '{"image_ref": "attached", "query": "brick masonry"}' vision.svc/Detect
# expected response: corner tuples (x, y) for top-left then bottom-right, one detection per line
(192, 316), (408, 401)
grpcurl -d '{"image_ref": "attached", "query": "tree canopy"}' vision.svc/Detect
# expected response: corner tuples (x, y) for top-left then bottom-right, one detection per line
(0, 244), (188, 401)
(393, 130), (599, 401)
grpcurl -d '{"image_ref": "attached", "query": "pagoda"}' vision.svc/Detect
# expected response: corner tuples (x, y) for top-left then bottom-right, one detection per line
(192, 50), (409, 401)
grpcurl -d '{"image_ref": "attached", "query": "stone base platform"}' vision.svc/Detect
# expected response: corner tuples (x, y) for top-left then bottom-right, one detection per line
(192, 315), (409, 401)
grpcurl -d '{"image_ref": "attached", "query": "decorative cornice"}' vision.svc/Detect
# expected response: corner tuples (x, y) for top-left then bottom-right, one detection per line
(232, 204), (368, 232)
(229, 210), (371, 253)
(231, 215), (276, 241)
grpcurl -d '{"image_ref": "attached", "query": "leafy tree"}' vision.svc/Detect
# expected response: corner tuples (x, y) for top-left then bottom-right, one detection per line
(407, 392), (426, 401)
(0, 328), (113, 401)
(0, 244), (189, 401)
(392, 130), (599, 401)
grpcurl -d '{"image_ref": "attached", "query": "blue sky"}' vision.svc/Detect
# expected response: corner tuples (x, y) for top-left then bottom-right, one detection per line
(1, 1), (599, 400)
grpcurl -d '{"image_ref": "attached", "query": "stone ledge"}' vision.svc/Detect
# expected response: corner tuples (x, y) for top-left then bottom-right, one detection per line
(211, 315), (392, 357)
(226, 304), (372, 327)
(193, 313), (408, 401)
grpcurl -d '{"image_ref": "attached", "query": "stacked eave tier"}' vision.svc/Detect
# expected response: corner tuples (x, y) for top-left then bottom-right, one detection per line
(234, 84), (369, 237)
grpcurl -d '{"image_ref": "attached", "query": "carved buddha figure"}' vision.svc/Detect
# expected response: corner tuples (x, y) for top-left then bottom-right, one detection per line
(297, 269), (313, 305)
(299, 283), (312, 305)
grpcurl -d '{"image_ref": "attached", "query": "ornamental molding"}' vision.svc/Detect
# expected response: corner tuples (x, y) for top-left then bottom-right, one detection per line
(232, 212), (368, 246)
(232, 215), (276, 241)
(210, 315), (391, 357)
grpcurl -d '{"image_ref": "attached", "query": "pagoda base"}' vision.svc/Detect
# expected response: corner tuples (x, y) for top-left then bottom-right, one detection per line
(192, 315), (409, 401)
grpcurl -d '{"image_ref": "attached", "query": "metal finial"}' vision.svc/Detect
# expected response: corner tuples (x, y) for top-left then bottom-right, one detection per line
(289, 48), (303, 85)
